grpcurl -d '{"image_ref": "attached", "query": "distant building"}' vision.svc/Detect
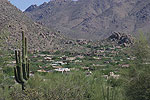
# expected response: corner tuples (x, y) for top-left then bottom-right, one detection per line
(52, 66), (62, 69)
(121, 64), (130, 68)
(54, 68), (70, 73)
(37, 69), (47, 72)
(66, 57), (76, 61)
(44, 57), (52, 60)
(82, 67), (90, 70)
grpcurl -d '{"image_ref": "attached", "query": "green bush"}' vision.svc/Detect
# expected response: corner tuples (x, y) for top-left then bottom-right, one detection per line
(3, 66), (14, 76)
(10, 88), (44, 100)
(23, 71), (123, 100)
(124, 68), (150, 100)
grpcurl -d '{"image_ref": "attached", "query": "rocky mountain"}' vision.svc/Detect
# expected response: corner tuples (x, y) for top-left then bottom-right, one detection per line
(25, 0), (150, 40)
(0, 0), (89, 52)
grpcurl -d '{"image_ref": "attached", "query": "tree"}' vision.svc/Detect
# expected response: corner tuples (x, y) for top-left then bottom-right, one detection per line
(123, 33), (150, 100)
(131, 33), (150, 65)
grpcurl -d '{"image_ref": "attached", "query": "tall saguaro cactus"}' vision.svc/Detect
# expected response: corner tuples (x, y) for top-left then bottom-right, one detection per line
(14, 31), (30, 90)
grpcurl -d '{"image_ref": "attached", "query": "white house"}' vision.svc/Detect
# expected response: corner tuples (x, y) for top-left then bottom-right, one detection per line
(54, 68), (70, 73)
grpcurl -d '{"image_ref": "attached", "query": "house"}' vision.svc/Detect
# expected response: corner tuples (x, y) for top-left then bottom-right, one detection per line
(54, 68), (70, 73)
(55, 61), (67, 65)
(66, 57), (76, 61)
(37, 69), (47, 72)
(109, 72), (120, 79)
(93, 57), (101, 60)
(121, 64), (130, 68)
(75, 60), (82, 63)
(52, 66), (62, 69)
(51, 64), (58, 66)
(82, 67), (90, 70)
(120, 59), (123, 61)
(44, 57), (52, 60)
(93, 64), (107, 67)
(38, 54), (46, 57)
(116, 46), (122, 49)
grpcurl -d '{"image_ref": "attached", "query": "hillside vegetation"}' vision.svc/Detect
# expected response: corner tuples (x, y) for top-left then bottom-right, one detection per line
(0, 33), (150, 100)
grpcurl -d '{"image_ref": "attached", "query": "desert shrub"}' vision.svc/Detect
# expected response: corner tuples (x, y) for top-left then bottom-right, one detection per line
(0, 86), (12, 100)
(0, 69), (124, 100)
(10, 88), (44, 100)
(36, 72), (88, 100)
(3, 66), (14, 76)
(123, 68), (150, 100)
(25, 71), (123, 100)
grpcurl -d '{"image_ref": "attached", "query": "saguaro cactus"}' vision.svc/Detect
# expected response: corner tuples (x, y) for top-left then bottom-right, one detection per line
(14, 31), (30, 90)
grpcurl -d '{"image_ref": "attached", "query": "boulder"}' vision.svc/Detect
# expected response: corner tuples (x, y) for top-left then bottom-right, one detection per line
(108, 32), (134, 46)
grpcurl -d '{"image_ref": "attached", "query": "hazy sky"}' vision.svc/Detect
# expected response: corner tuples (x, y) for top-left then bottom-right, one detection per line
(9, 0), (50, 11)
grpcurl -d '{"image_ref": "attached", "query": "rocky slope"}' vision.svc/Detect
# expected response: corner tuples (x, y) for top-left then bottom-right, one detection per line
(0, 0), (89, 52)
(25, 0), (150, 40)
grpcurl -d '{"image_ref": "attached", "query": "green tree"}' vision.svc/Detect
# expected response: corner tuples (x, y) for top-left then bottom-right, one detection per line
(131, 33), (150, 65)
(123, 33), (150, 100)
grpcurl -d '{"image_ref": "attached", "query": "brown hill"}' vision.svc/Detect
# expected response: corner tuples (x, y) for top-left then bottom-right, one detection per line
(0, 0), (89, 52)
(25, 0), (150, 40)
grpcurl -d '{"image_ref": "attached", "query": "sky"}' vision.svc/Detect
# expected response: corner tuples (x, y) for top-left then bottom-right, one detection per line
(9, 0), (50, 11)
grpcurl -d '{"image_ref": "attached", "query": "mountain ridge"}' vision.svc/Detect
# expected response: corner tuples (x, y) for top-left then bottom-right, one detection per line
(25, 0), (150, 40)
(0, 0), (89, 53)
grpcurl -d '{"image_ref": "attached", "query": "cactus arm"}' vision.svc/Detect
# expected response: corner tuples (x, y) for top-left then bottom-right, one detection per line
(25, 37), (27, 58)
(14, 67), (21, 83)
(15, 50), (18, 65)
(25, 58), (29, 79)
(18, 50), (21, 64)
(22, 63), (28, 80)
(18, 50), (25, 83)
(22, 31), (25, 63)
(25, 37), (29, 79)
(15, 50), (24, 83)
(16, 65), (24, 83)
(27, 62), (29, 79)
(22, 32), (28, 80)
